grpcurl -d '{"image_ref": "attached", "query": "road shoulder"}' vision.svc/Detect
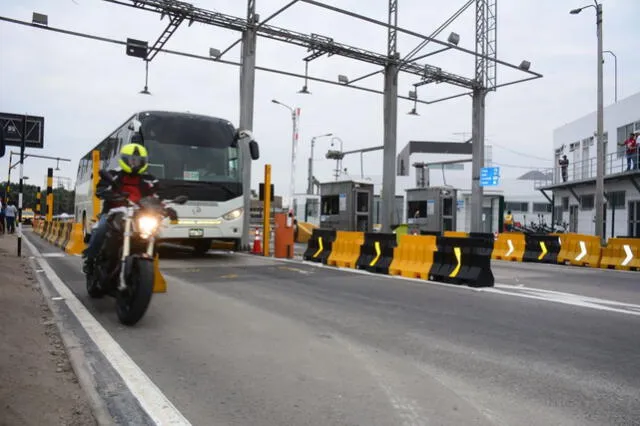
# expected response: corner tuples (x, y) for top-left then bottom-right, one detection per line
(0, 233), (97, 426)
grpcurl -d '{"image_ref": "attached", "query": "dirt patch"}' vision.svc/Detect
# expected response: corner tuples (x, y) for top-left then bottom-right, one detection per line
(0, 235), (96, 426)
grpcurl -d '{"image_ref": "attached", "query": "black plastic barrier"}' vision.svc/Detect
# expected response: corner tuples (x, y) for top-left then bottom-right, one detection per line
(356, 233), (397, 274)
(420, 230), (442, 236)
(522, 234), (560, 264)
(303, 228), (336, 264)
(429, 236), (494, 287)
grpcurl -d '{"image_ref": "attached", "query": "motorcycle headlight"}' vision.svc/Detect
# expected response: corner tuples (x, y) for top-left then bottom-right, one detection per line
(222, 208), (243, 221)
(137, 215), (160, 238)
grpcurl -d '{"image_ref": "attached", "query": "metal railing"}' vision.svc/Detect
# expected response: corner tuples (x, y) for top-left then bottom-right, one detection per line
(534, 150), (640, 188)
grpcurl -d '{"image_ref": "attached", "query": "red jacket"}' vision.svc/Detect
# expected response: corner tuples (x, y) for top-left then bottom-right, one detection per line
(623, 136), (637, 154)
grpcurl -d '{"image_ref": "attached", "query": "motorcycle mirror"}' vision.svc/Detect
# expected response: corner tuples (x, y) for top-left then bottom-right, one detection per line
(173, 195), (188, 205)
(249, 140), (260, 160)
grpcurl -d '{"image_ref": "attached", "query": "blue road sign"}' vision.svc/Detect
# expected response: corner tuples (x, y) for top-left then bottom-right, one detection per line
(480, 167), (500, 187)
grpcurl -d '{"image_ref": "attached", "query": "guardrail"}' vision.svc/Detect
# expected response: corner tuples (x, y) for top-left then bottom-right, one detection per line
(534, 150), (640, 188)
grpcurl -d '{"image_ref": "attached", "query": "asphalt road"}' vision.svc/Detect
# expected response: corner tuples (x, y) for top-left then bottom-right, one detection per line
(26, 232), (640, 426)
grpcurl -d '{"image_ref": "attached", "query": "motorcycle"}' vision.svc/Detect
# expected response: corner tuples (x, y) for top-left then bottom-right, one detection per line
(85, 170), (187, 325)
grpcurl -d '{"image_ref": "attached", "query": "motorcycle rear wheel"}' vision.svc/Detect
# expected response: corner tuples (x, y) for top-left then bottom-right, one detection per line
(116, 258), (154, 326)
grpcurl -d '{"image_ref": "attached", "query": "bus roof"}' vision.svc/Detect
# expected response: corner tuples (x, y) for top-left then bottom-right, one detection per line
(137, 110), (234, 127)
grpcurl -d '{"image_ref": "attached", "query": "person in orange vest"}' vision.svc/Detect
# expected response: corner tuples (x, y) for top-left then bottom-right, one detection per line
(504, 210), (514, 232)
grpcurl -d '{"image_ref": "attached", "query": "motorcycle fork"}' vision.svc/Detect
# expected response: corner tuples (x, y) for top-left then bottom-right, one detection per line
(119, 207), (133, 291)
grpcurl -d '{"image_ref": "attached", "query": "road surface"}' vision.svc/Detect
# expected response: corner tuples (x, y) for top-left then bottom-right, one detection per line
(25, 231), (640, 425)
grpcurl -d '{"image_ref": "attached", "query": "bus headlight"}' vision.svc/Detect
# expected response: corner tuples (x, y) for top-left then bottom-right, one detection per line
(137, 215), (160, 239)
(222, 208), (243, 221)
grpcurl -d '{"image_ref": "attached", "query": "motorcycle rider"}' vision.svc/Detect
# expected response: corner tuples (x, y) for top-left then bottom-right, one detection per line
(82, 143), (163, 274)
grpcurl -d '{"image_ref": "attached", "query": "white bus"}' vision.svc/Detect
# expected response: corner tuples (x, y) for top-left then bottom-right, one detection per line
(74, 110), (259, 254)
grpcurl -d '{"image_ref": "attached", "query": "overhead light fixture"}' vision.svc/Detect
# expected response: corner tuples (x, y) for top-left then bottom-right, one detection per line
(32, 12), (48, 26)
(407, 108), (419, 116)
(519, 60), (531, 71)
(338, 74), (349, 84)
(298, 85), (311, 94)
(209, 47), (221, 58)
(447, 32), (460, 46)
(569, 8), (583, 14)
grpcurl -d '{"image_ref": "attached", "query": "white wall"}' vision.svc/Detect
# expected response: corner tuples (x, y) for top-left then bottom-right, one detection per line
(553, 91), (640, 156)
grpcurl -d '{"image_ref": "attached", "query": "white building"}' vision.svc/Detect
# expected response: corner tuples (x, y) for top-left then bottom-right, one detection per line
(537, 91), (640, 239)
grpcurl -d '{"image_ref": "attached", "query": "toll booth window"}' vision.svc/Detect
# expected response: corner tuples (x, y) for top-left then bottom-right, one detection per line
(408, 201), (427, 218)
(321, 195), (339, 215)
(356, 192), (369, 213)
(443, 198), (453, 216)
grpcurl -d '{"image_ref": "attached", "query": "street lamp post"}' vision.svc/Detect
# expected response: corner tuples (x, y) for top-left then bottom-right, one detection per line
(272, 99), (300, 214)
(329, 136), (345, 180)
(603, 50), (617, 103)
(571, 1), (604, 242)
(308, 133), (333, 194)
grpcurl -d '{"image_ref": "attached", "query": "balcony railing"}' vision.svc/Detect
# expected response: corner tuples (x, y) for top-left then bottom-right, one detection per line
(534, 150), (640, 189)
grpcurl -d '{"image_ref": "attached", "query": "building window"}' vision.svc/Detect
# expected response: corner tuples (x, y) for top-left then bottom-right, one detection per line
(533, 202), (553, 213)
(569, 141), (580, 152)
(607, 191), (625, 208)
(562, 197), (569, 210)
(505, 202), (529, 213)
(580, 194), (594, 210)
(629, 201), (640, 237)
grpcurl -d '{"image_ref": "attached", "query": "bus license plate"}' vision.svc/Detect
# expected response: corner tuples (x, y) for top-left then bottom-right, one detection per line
(189, 228), (204, 237)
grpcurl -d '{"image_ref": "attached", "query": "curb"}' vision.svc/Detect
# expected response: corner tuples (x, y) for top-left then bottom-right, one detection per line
(26, 253), (116, 426)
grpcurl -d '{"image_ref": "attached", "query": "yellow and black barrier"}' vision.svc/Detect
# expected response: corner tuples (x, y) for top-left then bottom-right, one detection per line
(356, 233), (397, 274)
(523, 234), (561, 264)
(389, 234), (437, 279)
(303, 228), (336, 264)
(429, 236), (494, 287)
(327, 231), (364, 269)
(600, 238), (640, 271)
(492, 232), (525, 262)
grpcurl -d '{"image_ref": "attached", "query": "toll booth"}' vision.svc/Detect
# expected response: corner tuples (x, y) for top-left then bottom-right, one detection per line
(405, 186), (457, 233)
(319, 180), (374, 232)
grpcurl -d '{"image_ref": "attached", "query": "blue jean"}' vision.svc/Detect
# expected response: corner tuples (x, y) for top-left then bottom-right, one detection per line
(83, 215), (109, 259)
(5, 216), (15, 233)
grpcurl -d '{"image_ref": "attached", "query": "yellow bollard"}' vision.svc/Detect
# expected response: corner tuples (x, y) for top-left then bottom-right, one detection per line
(153, 254), (166, 293)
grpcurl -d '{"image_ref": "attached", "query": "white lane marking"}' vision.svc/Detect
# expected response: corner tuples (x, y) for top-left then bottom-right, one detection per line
(23, 235), (192, 426)
(575, 240), (587, 261)
(489, 285), (640, 317)
(505, 239), (514, 257)
(41, 252), (67, 258)
(622, 244), (633, 266)
(248, 254), (640, 317)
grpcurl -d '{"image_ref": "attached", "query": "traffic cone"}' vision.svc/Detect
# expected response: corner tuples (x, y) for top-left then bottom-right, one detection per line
(252, 228), (262, 254)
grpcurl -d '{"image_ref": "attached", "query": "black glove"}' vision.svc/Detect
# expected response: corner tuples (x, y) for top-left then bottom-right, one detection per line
(165, 207), (178, 221)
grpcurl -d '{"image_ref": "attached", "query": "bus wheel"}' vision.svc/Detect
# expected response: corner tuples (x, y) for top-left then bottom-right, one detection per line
(192, 239), (212, 257)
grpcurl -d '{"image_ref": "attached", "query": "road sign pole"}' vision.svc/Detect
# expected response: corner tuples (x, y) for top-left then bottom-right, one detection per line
(17, 115), (26, 257)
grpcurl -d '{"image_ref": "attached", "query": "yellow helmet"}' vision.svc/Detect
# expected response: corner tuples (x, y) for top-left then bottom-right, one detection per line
(118, 143), (149, 174)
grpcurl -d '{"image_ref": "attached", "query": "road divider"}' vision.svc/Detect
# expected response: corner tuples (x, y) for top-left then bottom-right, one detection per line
(327, 231), (364, 268)
(491, 232), (525, 262)
(302, 228), (336, 264)
(429, 235), (494, 287)
(523, 234), (560, 264)
(356, 233), (397, 274)
(600, 238), (640, 271)
(389, 234), (436, 279)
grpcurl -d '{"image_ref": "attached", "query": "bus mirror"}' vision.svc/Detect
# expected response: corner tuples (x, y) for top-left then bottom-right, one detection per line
(249, 140), (260, 160)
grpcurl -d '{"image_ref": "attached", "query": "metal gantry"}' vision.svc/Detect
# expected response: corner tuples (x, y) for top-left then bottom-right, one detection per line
(4, 0), (541, 236)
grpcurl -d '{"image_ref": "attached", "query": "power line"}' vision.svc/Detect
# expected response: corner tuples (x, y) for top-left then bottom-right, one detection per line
(490, 142), (552, 162)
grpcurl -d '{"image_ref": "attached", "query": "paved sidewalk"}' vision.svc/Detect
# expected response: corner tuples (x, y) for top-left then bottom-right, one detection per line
(0, 233), (96, 426)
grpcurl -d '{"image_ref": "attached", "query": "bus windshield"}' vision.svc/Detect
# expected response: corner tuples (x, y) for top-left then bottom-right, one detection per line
(141, 113), (239, 183)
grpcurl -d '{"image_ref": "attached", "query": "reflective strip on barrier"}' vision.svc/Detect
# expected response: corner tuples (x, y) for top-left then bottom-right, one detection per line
(369, 241), (381, 267)
(449, 247), (462, 278)
(313, 237), (323, 258)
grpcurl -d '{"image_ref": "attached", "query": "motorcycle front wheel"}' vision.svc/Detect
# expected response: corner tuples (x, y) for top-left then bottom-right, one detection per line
(116, 257), (154, 326)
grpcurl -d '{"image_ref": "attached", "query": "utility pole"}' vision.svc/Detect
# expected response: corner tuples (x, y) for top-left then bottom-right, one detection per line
(381, 0), (399, 234)
(239, 0), (257, 251)
(17, 115), (26, 256)
(595, 2), (604, 242)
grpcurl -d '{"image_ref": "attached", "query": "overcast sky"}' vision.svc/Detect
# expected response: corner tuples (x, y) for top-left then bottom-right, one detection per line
(1, 0), (639, 200)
